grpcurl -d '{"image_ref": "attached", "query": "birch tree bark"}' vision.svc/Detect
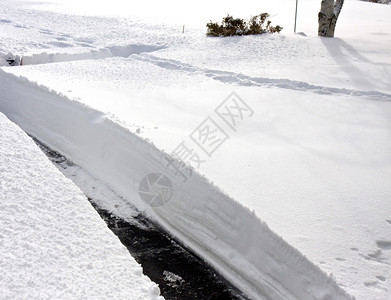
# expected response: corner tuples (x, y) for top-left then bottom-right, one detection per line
(318, 0), (344, 37)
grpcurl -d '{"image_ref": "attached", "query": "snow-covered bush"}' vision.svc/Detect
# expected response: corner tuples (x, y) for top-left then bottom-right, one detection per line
(206, 13), (282, 37)
(206, 15), (246, 36)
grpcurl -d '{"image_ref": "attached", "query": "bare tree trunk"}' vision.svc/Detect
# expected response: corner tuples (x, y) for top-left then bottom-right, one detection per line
(318, 0), (344, 37)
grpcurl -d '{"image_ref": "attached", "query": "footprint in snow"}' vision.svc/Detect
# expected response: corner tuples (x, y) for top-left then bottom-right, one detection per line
(376, 240), (391, 250)
(39, 29), (54, 35)
(364, 280), (387, 291)
(76, 42), (94, 48)
(335, 258), (346, 261)
(375, 275), (386, 282)
(359, 249), (389, 265)
(14, 24), (29, 29)
(364, 281), (378, 287)
(55, 37), (69, 42)
(60, 33), (72, 38)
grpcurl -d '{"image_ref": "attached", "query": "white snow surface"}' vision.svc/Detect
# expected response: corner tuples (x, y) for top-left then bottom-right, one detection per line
(0, 68), (353, 300)
(0, 113), (163, 299)
(1, 0), (391, 299)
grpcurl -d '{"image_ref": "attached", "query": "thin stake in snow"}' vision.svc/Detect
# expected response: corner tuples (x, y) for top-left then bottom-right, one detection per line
(294, 0), (298, 33)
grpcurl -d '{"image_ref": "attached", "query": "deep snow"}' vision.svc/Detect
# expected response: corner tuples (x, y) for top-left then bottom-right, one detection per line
(0, 112), (163, 299)
(1, 0), (391, 299)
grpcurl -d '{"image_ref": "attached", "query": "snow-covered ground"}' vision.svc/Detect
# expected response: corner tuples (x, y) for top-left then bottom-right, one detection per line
(1, 0), (391, 299)
(0, 67), (353, 300)
(0, 112), (163, 299)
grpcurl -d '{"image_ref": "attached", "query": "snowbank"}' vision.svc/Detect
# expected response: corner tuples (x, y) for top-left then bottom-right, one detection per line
(5, 49), (390, 300)
(0, 69), (352, 300)
(0, 112), (163, 299)
(19, 44), (164, 65)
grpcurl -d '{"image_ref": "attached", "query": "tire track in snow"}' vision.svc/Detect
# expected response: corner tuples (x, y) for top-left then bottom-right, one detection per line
(132, 53), (391, 102)
(10, 43), (391, 102)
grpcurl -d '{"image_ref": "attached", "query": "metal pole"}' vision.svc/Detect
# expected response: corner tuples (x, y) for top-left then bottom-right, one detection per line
(294, 0), (298, 33)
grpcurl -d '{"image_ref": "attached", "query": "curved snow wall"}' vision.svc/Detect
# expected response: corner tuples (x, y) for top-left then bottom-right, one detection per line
(0, 69), (353, 300)
(20, 44), (164, 65)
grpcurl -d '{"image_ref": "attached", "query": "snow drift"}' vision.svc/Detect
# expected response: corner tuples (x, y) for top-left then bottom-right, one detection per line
(0, 112), (163, 300)
(0, 69), (353, 300)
